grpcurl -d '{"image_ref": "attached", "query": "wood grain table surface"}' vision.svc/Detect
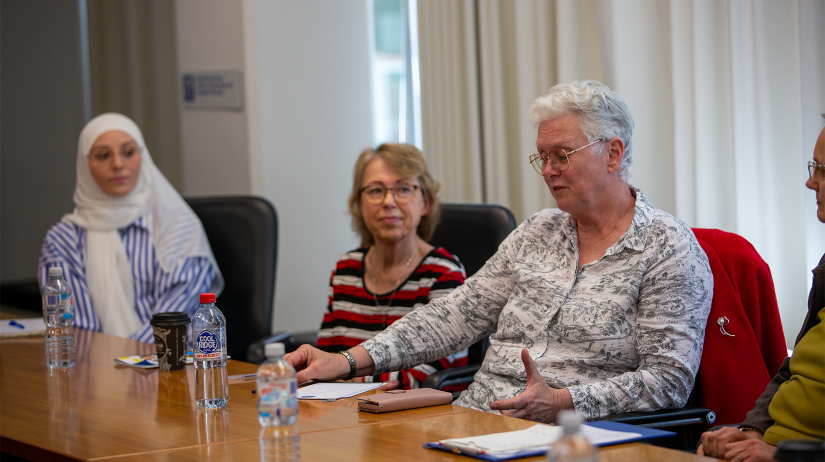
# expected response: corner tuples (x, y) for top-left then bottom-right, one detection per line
(93, 412), (720, 461)
(0, 329), (472, 461)
(1, 328), (721, 462)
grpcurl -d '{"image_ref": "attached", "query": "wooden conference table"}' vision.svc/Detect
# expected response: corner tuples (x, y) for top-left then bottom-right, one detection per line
(0, 329), (719, 461)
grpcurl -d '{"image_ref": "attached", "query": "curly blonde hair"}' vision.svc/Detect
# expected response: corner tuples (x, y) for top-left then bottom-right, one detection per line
(348, 143), (441, 246)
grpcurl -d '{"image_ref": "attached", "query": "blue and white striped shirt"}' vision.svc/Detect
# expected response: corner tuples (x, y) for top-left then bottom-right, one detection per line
(38, 215), (216, 342)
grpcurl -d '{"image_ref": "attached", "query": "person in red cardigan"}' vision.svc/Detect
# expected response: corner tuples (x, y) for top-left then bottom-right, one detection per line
(698, 123), (825, 461)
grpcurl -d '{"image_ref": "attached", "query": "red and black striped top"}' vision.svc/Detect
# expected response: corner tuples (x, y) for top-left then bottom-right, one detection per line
(318, 246), (468, 389)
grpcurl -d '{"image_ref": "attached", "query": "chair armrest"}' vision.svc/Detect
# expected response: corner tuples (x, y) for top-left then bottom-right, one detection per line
(246, 330), (319, 365)
(601, 406), (717, 428)
(285, 330), (318, 352)
(422, 364), (480, 390)
(246, 331), (294, 364)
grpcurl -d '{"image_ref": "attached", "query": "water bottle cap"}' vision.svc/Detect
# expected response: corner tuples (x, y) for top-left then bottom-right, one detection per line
(557, 409), (581, 433)
(48, 267), (64, 278)
(265, 342), (285, 358)
(200, 293), (216, 304)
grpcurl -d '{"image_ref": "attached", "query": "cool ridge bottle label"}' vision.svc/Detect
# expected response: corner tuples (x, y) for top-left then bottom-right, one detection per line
(195, 330), (223, 360)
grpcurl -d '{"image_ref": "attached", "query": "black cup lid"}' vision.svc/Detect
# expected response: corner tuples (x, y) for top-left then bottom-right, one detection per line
(150, 312), (190, 326)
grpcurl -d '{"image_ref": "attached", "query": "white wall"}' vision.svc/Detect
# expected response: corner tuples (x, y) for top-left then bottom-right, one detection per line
(245, 0), (373, 333)
(176, 0), (372, 333)
(176, 0), (252, 196)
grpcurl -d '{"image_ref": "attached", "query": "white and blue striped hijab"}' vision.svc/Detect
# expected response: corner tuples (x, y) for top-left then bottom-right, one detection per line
(63, 113), (223, 337)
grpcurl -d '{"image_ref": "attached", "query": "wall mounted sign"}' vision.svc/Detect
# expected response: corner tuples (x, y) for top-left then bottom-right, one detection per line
(181, 70), (243, 110)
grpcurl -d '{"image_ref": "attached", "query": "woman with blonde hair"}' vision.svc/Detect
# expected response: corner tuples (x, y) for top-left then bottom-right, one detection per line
(316, 143), (467, 389)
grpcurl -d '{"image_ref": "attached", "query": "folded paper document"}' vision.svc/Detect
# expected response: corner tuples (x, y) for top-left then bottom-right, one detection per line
(297, 382), (387, 400)
(424, 421), (675, 461)
(0, 318), (46, 338)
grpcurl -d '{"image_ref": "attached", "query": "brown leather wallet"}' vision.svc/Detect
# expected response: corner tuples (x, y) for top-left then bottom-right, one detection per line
(356, 388), (453, 413)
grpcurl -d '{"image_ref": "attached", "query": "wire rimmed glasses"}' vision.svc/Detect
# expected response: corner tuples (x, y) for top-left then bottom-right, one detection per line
(808, 161), (825, 181)
(89, 143), (142, 163)
(360, 182), (421, 204)
(529, 139), (607, 175)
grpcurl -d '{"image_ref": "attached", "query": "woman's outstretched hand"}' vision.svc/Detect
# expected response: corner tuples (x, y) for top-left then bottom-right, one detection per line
(284, 345), (376, 384)
(489, 348), (574, 423)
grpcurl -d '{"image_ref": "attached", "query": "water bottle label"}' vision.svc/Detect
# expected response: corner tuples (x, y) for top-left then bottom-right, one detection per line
(195, 330), (223, 359)
(259, 379), (297, 413)
(45, 294), (73, 315)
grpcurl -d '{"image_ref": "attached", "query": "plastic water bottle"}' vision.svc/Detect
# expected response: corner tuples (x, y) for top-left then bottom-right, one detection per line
(547, 410), (597, 462)
(258, 342), (300, 462)
(41, 266), (75, 369)
(193, 293), (228, 408)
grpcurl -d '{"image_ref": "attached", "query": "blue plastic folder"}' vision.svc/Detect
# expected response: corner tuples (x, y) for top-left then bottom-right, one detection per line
(423, 420), (676, 461)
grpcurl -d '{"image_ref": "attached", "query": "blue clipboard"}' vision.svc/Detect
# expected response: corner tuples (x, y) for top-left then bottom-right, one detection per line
(423, 420), (676, 461)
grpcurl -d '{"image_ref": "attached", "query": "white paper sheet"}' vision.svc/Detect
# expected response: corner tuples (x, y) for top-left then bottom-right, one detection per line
(439, 423), (642, 456)
(0, 318), (46, 337)
(297, 382), (387, 400)
(580, 424), (642, 446)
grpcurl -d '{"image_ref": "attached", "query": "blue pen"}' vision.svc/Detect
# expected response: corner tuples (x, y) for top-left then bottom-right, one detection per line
(8, 320), (25, 329)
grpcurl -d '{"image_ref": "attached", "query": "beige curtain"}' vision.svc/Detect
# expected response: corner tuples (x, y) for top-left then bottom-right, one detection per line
(87, 0), (182, 190)
(417, 0), (485, 204)
(416, 0), (825, 347)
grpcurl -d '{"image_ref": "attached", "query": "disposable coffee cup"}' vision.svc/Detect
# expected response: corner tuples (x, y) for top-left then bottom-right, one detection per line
(150, 312), (190, 371)
(774, 440), (825, 462)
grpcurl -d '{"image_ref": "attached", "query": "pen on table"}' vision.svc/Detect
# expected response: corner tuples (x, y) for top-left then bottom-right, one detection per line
(8, 320), (25, 329)
(228, 373), (257, 380)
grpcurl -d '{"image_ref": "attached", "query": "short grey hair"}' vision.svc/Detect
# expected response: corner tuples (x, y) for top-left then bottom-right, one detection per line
(529, 80), (635, 182)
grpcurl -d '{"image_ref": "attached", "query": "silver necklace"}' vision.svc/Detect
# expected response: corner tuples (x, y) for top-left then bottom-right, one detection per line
(370, 248), (416, 327)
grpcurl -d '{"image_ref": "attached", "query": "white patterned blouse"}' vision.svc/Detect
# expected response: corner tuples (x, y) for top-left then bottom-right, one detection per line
(362, 188), (714, 421)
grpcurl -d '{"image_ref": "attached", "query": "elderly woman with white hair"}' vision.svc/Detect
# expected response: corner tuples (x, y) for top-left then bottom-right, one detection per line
(286, 80), (714, 423)
(38, 113), (223, 342)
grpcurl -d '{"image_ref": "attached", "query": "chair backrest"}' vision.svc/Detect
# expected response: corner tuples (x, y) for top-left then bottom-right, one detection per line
(428, 203), (517, 364)
(186, 196), (278, 362)
(428, 203), (517, 278)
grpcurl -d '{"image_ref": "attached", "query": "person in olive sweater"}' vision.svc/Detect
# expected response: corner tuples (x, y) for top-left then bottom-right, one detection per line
(698, 123), (825, 461)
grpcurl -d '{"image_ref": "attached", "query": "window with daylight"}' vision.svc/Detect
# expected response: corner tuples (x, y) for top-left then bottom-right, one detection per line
(370, 0), (422, 148)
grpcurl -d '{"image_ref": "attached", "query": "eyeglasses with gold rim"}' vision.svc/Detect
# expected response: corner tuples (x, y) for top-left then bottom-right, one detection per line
(528, 139), (607, 175)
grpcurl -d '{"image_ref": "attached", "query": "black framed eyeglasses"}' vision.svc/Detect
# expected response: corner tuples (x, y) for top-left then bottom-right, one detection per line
(528, 139), (607, 175)
(359, 182), (421, 204)
(808, 161), (825, 181)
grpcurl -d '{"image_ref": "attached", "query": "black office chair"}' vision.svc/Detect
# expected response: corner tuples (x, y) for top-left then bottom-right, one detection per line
(246, 203), (517, 365)
(600, 384), (714, 451)
(429, 203), (517, 278)
(424, 203), (516, 371)
(186, 196), (278, 363)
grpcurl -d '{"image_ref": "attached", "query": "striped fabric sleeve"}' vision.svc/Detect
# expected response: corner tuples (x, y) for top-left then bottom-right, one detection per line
(129, 256), (215, 342)
(38, 223), (100, 331)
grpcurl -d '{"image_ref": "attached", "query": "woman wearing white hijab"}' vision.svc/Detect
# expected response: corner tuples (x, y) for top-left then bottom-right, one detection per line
(38, 113), (223, 341)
